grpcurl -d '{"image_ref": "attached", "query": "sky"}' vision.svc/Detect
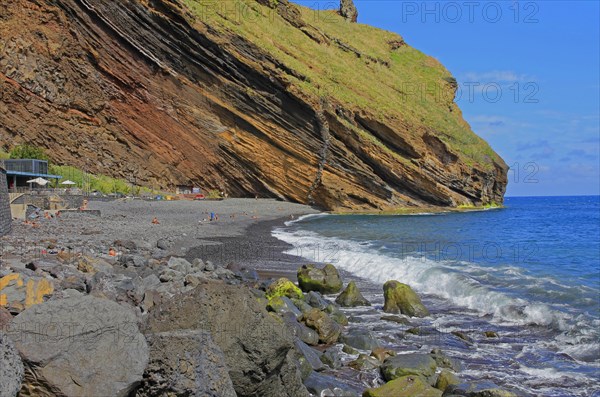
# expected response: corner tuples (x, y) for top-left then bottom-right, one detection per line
(294, 1), (600, 196)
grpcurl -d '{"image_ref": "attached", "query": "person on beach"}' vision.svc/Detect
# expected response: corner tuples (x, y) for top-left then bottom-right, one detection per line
(152, 217), (160, 224)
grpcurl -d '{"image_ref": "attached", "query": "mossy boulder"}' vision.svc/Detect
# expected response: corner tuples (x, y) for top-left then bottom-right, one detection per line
(324, 304), (349, 325)
(445, 382), (518, 397)
(267, 296), (302, 318)
(265, 277), (304, 300)
(300, 308), (342, 345)
(434, 369), (460, 391)
(381, 353), (437, 381)
(297, 264), (343, 294)
(348, 354), (380, 371)
(335, 281), (371, 307)
(363, 375), (442, 397)
(382, 280), (429, 317)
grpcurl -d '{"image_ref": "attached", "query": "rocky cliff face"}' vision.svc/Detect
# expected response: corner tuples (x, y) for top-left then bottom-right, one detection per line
(0, 0), (507, 211)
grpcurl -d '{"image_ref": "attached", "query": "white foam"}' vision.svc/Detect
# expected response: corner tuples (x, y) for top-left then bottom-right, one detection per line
(272, 228), (575, 331)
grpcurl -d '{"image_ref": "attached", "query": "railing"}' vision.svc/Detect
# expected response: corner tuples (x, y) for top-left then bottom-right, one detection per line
(8, 187), (83, 195)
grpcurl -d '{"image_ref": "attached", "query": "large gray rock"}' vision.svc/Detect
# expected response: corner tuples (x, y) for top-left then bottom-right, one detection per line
(300, 308), (342, 345)
(9, 296), (148, 397)
(335, 281), (371, 307)
(339, 329), (380, 351)
(145, 282), (309, 397)
(383, 280), (429, 317)
(136, 330), (236, 397)
(303, 372), (361, 397)
(297, 264), (343, 294)
(0, 332), (23, 397)
(381, 353), (437, 381)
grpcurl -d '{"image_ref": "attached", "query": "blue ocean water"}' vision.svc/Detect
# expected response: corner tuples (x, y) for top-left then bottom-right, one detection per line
(274, 196), (600, 396)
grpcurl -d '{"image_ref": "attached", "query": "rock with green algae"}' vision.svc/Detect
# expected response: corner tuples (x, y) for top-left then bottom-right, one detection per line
(297, 264), (343, 294)
(348, 354), (380, 371)
(383, 280), (429, 317)
(300, 308), (342, 345)
(434, 369), (460, 391)
(325, 304), (349, 325)
(362, 375), (442, 397)
(267, 296), (302, 318)
(444, 382), (518, 397)
(335, 281), (371, 307)
(265, 277), (304, 300)
(381, 353), (437, 381)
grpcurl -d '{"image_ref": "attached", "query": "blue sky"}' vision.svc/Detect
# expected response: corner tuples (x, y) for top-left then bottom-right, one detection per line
(294, 1), (600, 196)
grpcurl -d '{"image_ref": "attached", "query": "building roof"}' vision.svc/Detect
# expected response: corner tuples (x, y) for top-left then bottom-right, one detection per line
(4, 170), (62, 179)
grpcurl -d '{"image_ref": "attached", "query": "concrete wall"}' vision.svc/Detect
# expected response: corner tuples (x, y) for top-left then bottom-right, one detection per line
(0, 168), (11, 236)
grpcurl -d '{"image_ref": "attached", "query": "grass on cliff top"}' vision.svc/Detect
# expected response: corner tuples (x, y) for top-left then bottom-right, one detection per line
(181, 0), (499, 169)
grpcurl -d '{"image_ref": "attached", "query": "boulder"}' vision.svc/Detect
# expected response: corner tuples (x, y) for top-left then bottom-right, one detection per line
(348, 354), (380, 371)
(381, 354), (437, 381)
(9, 296), (148, 397)
(266, 278), (304, 300)
(382, 280), (429, 317)
(145, 282), (308, 397)
(363, 375), (442, 397)
(335, 281), (371, 307)
(0, 273), (54, 313)
(431, 349), (461, 372)
(0, 332), (24, 397)
(340, 329), (380, 351)
(370, 347), (395, 362)
(301, 308), (342, 345)
(294, 339), (326, 373)
(283, 314), (320, 346)
(268, 296), (302, 319)
(321, 347), (342, 369)
(443, 382), (518, 397)
(306, 291), (329, 310)
(297, 264), (343, 294)
(136, 329), (236, 397)
(303, 372), (361, 397)
(339, 0), (358, 22)
(325, 304), (349, 325)
(435, 370), (460, 392)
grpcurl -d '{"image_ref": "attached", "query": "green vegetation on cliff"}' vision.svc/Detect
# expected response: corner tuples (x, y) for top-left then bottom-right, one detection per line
(182, 0), (499, 168)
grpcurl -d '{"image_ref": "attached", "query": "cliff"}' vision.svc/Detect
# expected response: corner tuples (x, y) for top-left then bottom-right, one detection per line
(0, 0), (508, 211)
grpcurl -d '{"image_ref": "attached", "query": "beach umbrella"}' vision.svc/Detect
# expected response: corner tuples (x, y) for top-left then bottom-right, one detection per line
(61, 180), (77, 185)
(26, 177), (49, 186)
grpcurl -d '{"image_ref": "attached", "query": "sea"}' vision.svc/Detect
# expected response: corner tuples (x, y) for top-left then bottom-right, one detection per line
(273, 196), (600, 397)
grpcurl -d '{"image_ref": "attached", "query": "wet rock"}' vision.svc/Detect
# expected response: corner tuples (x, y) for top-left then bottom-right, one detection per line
(321, 347), (342, 369)
(145, 282), (308, 397)
(381, 353), (437, 381)
(451, 331), (473, 343)
(364, 375), (442, 397)
(291, 297), (313, 313)
(371, 347), (395, 362)
(266, 277), (304, 300)
(297, 264), (343, 294)
(383, 280), (429, 317)
(335, 281), (370, 307)
(342, 344), (359, 354)
(380, 315), (412, 326)
(0, 332), (24, 397)
(268, 296), (303, 318)
(339, 329), (380, 350)
(10, 296), (148, 397)
(301, 308), (342, 345)
(443, 382), (518, 397)
(283, 313), (320, 345)
(303, 372), (361, 397)
(325, 304), (349, 325)
(348, 353), (380, 371)
(136, 329), (236, 397)
(431, 349), (462, 372)
(306, 291), (329, 310)
(339, 0), (359, 22)
(484, 331), (499, 338)
(435, 370), (460, 392)
(295, 339), (326, 373)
